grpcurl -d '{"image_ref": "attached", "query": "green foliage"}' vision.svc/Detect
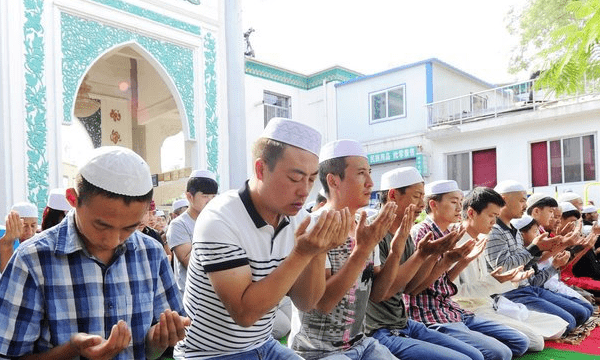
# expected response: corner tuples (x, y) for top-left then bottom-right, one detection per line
(509, 0), (600, 95)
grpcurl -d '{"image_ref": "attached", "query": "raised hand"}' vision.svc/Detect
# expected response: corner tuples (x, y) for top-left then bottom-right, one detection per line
(552, 250), (570, 268)
(444, 238), (475, 264)
(2, 212), (23, 244)
(70, 320), (131, 360)
(490, 265), (532, 283)
(355, 202), (397, 253)
(558, 221), (575, 236)
(390, 204), (416, 255)
(464, 236), (487, 262)
(532, 232), (562, 252)
(145, 309), (191, 359)
(293, 210), (341, 257)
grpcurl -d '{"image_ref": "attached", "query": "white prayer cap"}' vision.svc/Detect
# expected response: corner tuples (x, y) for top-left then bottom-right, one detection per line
(425, 180), (460, 196)
(494, 180), (526, 194)
(11, 202), (38, 218)
(171, 198), (188, 212)
(155, 210), (165, 217)
(318, 188), (326, 197)
(380, 167), (424, 191)
(582, 205), (597, 214)
(583, 225), (593, 236)
(190, 169), (216, 181)
(526, 193), (552, 209)
(557, 192), (582, 202)
(79, 146), (152, 196)
(559, 201), (578, 213)
(510, 215), (535, 231)
(47, 188), (72, 211)
(261, 117), (322, 156)
(319, 139), (367, 164)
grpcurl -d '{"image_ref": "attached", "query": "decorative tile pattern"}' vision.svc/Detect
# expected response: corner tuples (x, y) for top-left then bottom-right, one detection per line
(204, 31), (219, 175)
(61, 12), (196, 140)
(245, 58), (361, 90)
(89, 0), (201, 35)
(24, 0), (49, 217)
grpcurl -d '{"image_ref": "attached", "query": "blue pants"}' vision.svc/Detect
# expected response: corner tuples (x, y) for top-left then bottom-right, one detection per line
(504, 286), (592, 333)
(303, 336), (395, 360)
(205, 338), (300, 360)
(430, 315), (529, 360)
(372, 319), (483, 360)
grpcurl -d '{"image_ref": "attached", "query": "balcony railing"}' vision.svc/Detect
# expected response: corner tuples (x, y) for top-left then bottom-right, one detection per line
(426, 78), (600, 127)
(427, 80), (547, 127)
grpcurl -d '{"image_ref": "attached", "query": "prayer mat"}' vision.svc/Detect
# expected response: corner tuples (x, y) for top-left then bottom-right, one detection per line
(545, 324), (600, 356)
(515, 348), (599, 359)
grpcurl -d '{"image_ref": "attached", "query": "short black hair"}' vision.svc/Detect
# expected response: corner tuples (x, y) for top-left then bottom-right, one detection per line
(526, 197), (559, 215)
(424, 193), (444, 214)
(252, 138), (287, 172)
(379, 187), (408, 205)
(562, 209), (581, 220)
(462, 187), (505, 219)
(76, 175), (153, 206)
(41, 207), (66, 231)
(519, 218), (538, 233)
(187, 177), (218, 196)
(319, 157), (347, 196)
(316, 192), (327, 204)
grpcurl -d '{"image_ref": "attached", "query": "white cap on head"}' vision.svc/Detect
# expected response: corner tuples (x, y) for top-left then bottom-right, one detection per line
(510, 215), (535, 231)
(559, 201), (578, 213)
(425, 180), (460, 196)
(11, 202), (38, 218)
(171, 198), (188, 212)
(155, 210), (165, 217)
(583, 225), (593, 236)
(582, 204), (597, 214)
(261, 117), (322, 156)
(558, 192), (582, 202)
(494, 180), (526, 194)
(380, 167), (424, 191)
(190, 169), (216, 181)
(47, 188), (72, 212)
(319, 139), (367, 164)
(526, 193), (551, 209)
(79, 146), (152, 196)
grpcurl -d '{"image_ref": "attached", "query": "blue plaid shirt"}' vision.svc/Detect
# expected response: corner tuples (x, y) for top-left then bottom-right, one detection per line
(0, 212), (183, 359)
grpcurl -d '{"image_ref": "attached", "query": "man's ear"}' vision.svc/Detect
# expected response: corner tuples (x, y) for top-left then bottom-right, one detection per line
(388, 189), (397, 202)
(255, 159), (266, 181)
(186, 192), (194, 203)
(467, 207), (475, 219)
(65, 188), (78, 207)
(326, 173), (339, 192)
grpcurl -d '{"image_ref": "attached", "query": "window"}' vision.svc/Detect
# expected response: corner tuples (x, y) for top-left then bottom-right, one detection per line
(369, 85), (406, 123)
(263, 91), (291, 127)
(531, 134), (596, 186)
(447, 148), (497, 190)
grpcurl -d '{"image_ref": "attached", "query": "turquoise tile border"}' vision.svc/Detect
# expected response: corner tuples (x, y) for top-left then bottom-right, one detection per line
(89, 0), (201, 35)
(203, 32), (219, 175)
(24, 0), (49, 217)
(61, 12), (197, 140)
(245, 58), (361, 90)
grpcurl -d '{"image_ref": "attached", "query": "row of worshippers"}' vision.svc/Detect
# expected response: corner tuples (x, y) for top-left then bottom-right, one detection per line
(0, 117), (596, 360)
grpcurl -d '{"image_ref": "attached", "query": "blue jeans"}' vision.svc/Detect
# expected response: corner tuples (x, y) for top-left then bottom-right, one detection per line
(304, 336), (395, 360)
(430, 315), (529, 360)
(372, 319), (482, 360)
(504, 286), (592, 333)
(205, 338), (300, 360)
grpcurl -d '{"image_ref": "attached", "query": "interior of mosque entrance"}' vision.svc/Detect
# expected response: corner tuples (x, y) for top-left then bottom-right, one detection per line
(62, 44), (190, 207)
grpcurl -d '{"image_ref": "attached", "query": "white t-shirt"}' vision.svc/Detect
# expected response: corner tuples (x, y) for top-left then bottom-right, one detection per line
(167, 212), (196, 297)
(174, 183), (307, 359)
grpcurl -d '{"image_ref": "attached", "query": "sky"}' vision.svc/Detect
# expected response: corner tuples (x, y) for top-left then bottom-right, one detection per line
(241, 0), (530, 85)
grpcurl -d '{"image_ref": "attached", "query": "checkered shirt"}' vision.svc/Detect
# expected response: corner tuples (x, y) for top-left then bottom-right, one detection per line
(403, 217), (469, 326)
(0, 212), (183, 359)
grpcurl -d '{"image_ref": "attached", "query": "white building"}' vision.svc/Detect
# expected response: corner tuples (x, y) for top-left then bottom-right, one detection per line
(335, 58), (600, 203)
(0, 0), (229, 219)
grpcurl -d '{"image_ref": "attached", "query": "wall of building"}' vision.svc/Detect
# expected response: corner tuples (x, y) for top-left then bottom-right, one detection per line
(432, 64), (492, 103)
(430, 99), (600, 203)
(336, 64), (428, 143)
